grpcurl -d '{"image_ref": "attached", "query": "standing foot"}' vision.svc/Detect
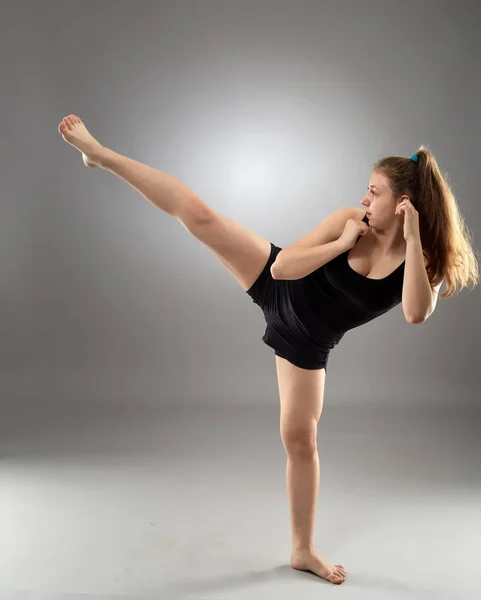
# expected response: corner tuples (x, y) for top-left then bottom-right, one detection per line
(290, 547), (346, 585)
(58, 114), (107, 168)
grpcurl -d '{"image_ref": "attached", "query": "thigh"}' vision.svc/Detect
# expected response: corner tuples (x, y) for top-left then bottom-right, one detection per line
(276, 355), (326, 438)
(183, 204), (273, 292)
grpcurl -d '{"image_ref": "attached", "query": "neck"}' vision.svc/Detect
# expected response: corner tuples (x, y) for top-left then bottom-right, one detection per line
(371, 221), (406, 254)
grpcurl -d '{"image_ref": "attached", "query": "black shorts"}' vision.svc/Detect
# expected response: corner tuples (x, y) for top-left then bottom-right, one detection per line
(245, 242), (330, 371)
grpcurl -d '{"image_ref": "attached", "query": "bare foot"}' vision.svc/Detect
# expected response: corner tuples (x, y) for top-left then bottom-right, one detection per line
(58, 114), (105, 168)
(290, 548), (346, 585)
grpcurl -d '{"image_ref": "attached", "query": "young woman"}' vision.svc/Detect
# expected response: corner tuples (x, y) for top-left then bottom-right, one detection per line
(58, 114), (479, 586)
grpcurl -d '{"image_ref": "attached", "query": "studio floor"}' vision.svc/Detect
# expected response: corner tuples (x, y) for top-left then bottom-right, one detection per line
(1, 402), (479, 600)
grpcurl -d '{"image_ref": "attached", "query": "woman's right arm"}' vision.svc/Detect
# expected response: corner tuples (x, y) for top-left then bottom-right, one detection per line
(271, 239), (349, 280)
(271, 206), (362, 280)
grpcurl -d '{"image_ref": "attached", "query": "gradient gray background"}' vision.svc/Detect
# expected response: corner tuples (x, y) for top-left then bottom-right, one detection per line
(1, 1), (480, 599)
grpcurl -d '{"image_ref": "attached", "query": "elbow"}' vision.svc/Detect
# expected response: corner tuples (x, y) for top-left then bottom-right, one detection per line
(270, 251), (286, 279)
(403, 301), (432, 324)
(270, 256), (302, 281)
(405, 313), (427, 324)
(270, 262), (282, 280)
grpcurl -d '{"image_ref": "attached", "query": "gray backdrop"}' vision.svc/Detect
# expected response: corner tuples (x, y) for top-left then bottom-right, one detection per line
(1, 0), (480, 409)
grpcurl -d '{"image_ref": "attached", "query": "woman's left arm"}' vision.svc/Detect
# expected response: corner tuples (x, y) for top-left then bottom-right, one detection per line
(396, 200), (444, 324)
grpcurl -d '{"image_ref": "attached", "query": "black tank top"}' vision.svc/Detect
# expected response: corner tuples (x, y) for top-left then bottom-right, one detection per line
(256, 213), (405, 370)
(298, 212), (405, 332)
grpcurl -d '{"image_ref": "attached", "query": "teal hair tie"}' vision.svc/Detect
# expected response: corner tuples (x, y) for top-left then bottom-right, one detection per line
(410, 153), (419, 162)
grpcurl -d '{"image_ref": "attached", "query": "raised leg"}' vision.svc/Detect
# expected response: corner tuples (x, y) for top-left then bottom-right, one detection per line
(275, 355), (346, 585)
(58, 115), (272, 291)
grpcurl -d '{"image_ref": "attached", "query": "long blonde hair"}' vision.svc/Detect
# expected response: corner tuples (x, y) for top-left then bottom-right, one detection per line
(373, 146), (480, 299)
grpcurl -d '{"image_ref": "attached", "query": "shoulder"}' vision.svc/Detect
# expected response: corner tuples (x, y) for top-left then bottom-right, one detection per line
(332, 206), (366, 221)
(331, 206), (367, 228)
(343, 207), (368, 221)
(285, 206), (364, 251)
(352, 207), (367, 220)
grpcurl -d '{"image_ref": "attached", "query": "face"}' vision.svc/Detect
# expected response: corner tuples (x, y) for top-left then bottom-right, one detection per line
(361, 171), (405, 229)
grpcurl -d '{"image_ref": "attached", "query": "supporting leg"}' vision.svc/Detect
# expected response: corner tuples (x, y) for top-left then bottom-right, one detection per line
(275, 356), (346, 585)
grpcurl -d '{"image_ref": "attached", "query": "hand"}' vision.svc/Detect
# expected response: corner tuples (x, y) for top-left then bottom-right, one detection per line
(338, 217), (372, 250)
(395, 199), (421, 243)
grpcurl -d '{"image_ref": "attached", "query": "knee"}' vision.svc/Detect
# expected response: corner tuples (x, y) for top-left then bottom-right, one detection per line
(188, 197), (216, 226)
(281, 425), (318, 460)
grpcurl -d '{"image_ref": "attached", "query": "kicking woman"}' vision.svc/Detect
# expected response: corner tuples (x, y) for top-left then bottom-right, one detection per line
(58, 114), (478, 586)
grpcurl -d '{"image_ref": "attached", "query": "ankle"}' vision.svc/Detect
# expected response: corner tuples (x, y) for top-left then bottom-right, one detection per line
(292, 544), (314, 555)
(94, 146), (115, 169)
